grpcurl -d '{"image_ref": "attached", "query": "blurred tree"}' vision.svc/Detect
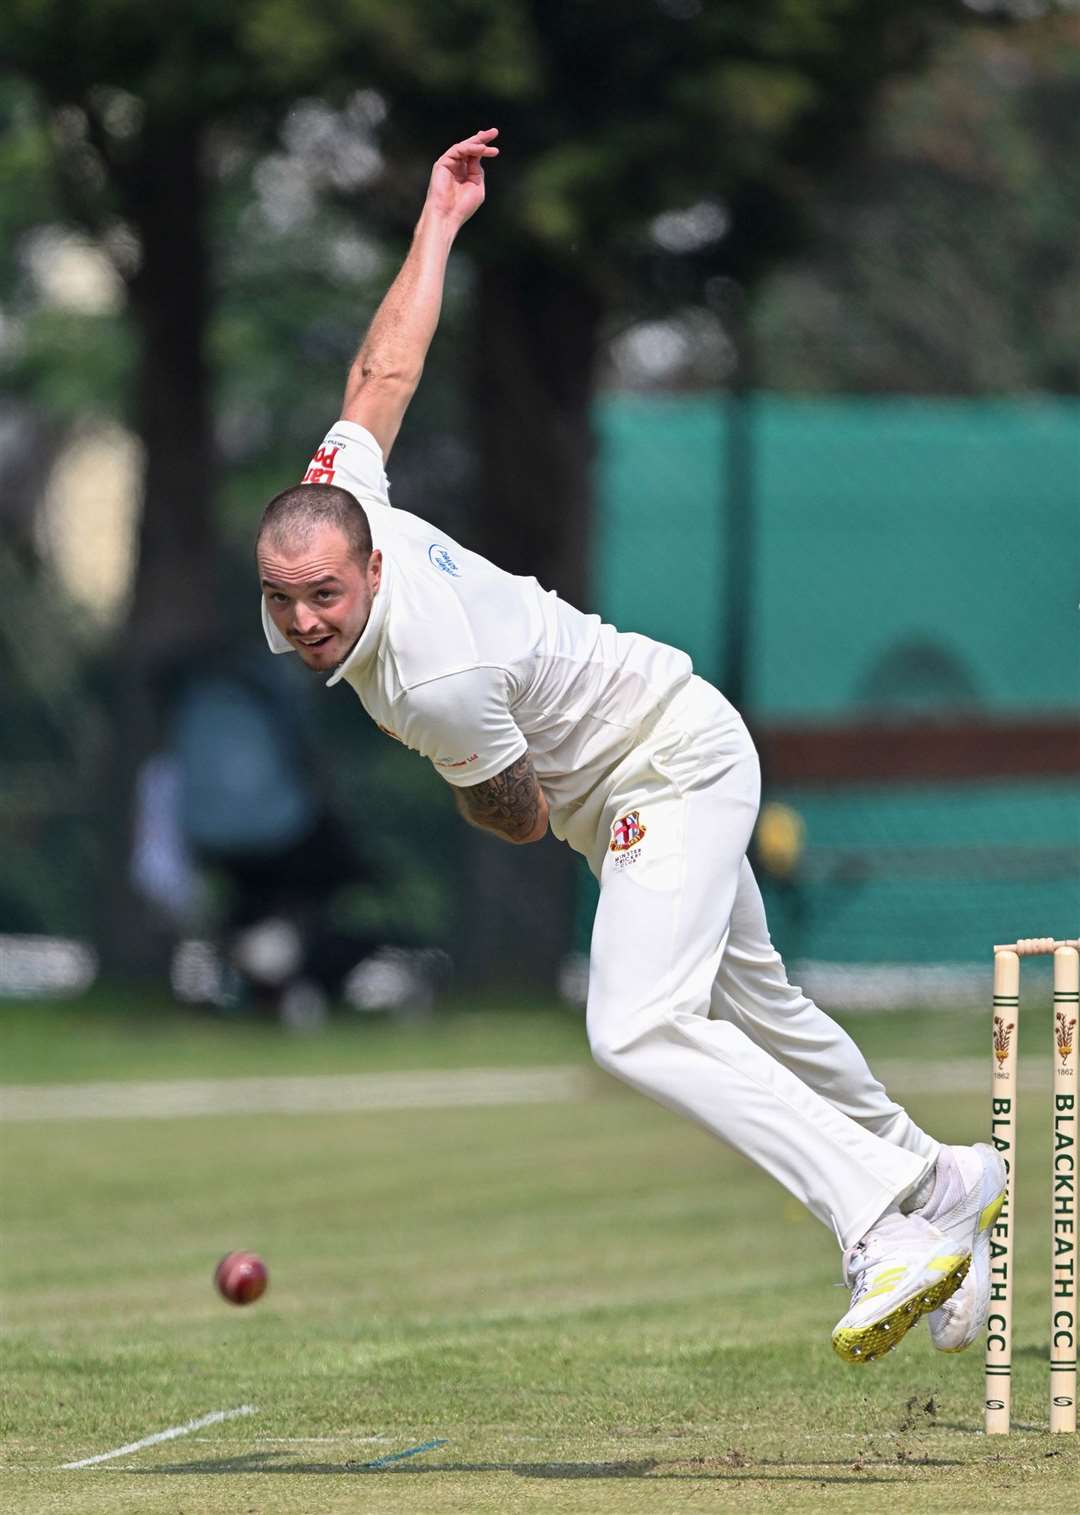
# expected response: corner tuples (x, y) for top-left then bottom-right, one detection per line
(754, 13), (1080, 393)
(1, 0), (976, 989)
(0, 78), (122, 938)
(0, 2), (334, 972)
(0, 78), (75, 551)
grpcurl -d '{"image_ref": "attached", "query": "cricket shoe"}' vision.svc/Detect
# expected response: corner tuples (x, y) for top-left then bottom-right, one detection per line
(919, 1143), (1007, 1353)
(831, 1211), (970, 1365)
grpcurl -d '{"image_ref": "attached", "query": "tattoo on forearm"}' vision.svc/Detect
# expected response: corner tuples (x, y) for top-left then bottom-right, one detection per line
(455, 754), (542, 842)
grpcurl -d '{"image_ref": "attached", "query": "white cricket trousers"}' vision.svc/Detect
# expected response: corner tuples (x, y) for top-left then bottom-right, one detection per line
(573, 676), (937, 1251)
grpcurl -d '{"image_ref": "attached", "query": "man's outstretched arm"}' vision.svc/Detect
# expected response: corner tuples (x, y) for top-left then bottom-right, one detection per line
(341, 128), (499, 459)
(454, 753), (550, 845)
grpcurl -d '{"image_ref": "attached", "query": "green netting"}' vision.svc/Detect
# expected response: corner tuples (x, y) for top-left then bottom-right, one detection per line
(762, 780), (1079, 966)
(597, 394), (1079, 716)
(592, 395), (1080, 972)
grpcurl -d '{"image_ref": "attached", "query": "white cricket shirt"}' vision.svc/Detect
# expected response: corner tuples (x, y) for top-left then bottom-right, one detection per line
(261, 421), (692, 849)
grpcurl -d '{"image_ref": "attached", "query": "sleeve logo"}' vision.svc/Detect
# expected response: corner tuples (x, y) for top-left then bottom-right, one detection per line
(302, 444), (341, 485)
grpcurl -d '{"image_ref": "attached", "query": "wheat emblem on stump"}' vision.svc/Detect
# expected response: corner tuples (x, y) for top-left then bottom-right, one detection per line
(993, 1015), (1015, 1065)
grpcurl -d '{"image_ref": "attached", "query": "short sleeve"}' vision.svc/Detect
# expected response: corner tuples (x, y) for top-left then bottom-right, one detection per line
(300, 420), (392, 516)
(397, 668), (528, 789)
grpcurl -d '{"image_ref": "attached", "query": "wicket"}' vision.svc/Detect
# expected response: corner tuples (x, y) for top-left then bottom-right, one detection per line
(986, 937), (1078, 1435)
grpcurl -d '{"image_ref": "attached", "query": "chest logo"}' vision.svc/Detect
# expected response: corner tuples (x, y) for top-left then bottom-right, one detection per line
(610, 810), (647, 852)
(428, 543), (461, 577)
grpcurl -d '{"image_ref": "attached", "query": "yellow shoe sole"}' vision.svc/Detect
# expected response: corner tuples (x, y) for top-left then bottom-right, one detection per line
(832, 1255), (971, 1364)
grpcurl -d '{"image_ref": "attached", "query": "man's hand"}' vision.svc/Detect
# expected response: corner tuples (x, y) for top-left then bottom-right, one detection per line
(425, 128), (499, 231)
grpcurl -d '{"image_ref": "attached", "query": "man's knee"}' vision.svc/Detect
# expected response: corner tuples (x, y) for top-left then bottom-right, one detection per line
(587, 1018), (624, 1076)
(586, 995), (667, 1076)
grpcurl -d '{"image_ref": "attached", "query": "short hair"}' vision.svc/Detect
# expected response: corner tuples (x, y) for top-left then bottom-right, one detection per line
(256, 483), (372, 565)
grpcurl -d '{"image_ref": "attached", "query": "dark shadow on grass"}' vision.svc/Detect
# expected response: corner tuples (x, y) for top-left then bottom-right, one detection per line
(138, 1451), (964, 1484)
(724, 1458), (964, 1469)
(141, 1454), (659, 1478)
(937, 1420), (1051, 1435)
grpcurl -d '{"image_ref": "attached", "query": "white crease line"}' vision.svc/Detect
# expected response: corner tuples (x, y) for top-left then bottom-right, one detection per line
(61, 1405), (258, 1469)
(0, 1066), (590, 1122)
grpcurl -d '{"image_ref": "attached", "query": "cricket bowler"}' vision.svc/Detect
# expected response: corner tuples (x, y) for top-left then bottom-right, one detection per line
(256, 129), (1005, 1363)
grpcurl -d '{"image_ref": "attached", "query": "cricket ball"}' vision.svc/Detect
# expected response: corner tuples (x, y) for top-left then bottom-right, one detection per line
(214, 1250), (269, 1306)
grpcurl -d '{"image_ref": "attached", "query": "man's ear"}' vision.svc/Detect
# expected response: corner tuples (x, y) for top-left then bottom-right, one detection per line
(367, 548), (383, 591)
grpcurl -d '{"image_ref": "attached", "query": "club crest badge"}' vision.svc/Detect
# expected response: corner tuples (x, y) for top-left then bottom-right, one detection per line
(1057, 1011), (1076, 1065)
(610, 810), (646, 853)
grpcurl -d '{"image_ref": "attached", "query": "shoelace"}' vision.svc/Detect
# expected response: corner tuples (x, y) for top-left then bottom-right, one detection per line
(841, 1233), (906, 1306)
(841, 1241), (871, 1304)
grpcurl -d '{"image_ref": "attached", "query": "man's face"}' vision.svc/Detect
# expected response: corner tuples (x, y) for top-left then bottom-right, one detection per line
(258, 524), (382, 673)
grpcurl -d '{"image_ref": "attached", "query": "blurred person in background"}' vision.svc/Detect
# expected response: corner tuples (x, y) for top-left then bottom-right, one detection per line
(254, 129), (1004, 1363)
(132, 647), (438, 1027)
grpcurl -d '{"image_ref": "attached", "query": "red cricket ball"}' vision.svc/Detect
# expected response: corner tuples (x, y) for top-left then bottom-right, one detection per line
(214, 1250), (269, 1306)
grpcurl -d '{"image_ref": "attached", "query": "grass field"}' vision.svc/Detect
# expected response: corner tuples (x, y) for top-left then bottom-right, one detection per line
(2, 994), (1077, 1513)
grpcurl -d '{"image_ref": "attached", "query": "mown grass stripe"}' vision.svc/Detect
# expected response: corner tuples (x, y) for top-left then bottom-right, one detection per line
(0, 1057), (1056, 1124)
(0, 1067), (589, 1122)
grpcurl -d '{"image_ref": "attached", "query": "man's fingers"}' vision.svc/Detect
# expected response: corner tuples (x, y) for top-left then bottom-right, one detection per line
(443, 128), (500, 163)
(429, 129), (499, 201)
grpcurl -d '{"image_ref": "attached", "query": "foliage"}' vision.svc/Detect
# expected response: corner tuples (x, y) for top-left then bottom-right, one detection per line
(305, 0), (965, 293)
(0, 77), (129, 421)
(754, 15), (1080, 393)
(0, 78), (62, 277)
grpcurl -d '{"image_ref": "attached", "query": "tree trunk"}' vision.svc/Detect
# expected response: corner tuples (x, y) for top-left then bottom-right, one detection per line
(98, 120), (218, 977)
(457, 256), (601, 994)
(470, 256), (599, 607)
(126, 122), (218, 654)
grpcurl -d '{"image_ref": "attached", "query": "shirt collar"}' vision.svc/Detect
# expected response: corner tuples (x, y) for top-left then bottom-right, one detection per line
(324, 548), (392, 687)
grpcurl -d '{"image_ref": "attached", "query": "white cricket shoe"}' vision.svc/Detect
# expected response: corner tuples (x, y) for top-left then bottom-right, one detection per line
(920, 1143), (1007, 1353)
(832, 1210), (970, 1364)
